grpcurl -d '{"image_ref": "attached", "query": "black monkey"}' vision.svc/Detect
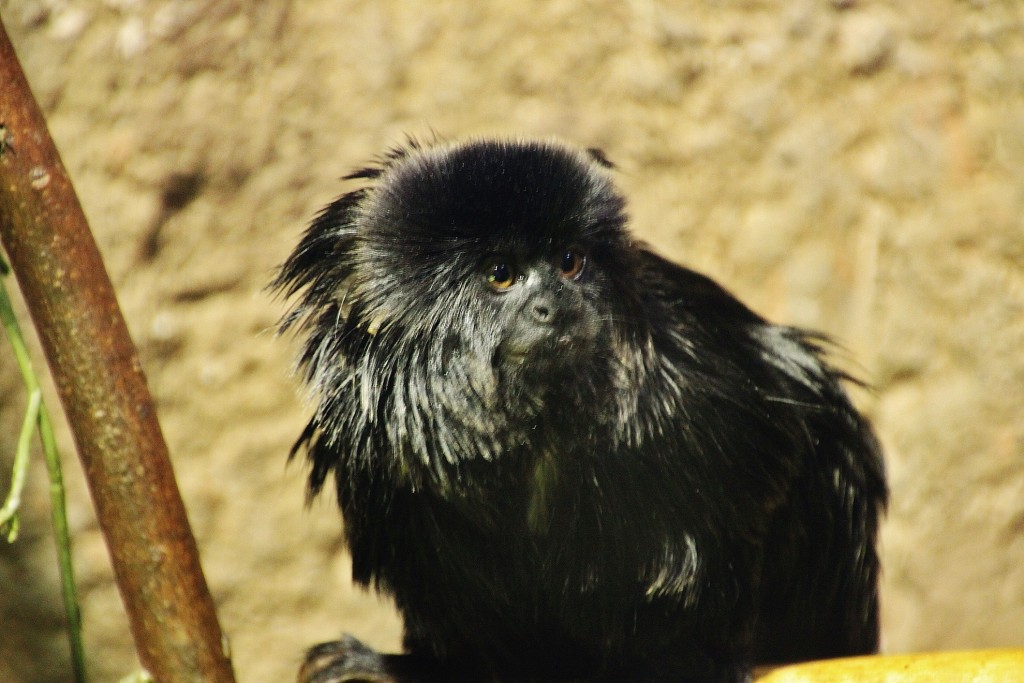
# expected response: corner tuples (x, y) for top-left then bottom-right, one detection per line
(273, 138), (887, 682)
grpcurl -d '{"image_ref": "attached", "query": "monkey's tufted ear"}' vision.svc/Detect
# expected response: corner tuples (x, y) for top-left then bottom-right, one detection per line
(586, 147), (615, 169)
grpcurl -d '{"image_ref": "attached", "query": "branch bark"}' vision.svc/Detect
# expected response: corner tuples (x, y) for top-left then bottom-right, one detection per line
(0, 17), (236, 683)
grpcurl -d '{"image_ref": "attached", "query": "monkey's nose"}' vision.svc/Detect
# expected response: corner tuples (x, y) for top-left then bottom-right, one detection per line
(531, 302), (555, 324)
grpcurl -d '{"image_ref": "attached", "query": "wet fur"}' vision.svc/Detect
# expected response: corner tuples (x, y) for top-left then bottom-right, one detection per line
(274, 138), (887, 682)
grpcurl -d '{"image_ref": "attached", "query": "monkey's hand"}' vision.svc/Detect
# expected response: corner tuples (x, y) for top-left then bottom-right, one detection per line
(298, 635), (408, 683)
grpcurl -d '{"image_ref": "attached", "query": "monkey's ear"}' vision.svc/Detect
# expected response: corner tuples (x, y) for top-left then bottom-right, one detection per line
(344, 133), (447, 181)
(586, 147), (615, 169)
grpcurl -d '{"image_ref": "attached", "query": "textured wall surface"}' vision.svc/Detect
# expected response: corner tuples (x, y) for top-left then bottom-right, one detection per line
(1, 1), (1022, 681)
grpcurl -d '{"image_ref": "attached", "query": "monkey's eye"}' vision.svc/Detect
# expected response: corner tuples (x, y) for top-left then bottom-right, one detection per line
(559, 249), (586, 280)
(486, 262), (516, 291)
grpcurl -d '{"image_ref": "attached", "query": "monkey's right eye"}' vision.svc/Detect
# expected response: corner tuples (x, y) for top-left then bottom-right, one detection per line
(486, 262), (516, 291)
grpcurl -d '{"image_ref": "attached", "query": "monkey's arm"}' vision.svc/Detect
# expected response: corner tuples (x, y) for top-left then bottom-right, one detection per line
(298, 635), (438, 683)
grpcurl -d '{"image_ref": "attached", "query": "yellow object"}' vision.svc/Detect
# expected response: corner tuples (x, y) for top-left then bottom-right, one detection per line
(756, 649), (1024, 683)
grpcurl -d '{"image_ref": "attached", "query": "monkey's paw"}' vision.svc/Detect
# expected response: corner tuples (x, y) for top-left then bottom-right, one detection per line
(297, 635), (398, 683)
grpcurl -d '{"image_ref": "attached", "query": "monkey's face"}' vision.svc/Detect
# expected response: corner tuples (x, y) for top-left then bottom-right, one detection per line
(481, 246), (598, 375)
(346, 140), (632, 407)
(277, 139), (639, 475)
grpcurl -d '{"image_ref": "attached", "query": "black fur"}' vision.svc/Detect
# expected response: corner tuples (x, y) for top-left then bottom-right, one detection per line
(273, 138), (887, 682)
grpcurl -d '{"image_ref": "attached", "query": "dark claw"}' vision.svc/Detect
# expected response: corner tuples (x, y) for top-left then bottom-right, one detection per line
(298, 635), (397, 683)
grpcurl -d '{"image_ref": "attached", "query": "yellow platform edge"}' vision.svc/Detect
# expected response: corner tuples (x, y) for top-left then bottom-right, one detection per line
(755, 648), (1024, 683)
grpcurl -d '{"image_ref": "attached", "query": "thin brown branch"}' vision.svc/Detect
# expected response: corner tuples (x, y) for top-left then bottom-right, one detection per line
(0, 17), (236, 683)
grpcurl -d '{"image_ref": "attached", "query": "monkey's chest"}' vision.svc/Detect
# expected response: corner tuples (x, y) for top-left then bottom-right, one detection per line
(389, 457), (687, 604)
(380, 477), (714, 678)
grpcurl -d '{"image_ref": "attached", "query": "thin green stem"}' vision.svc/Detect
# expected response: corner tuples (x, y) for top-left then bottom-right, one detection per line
(0, 388), (38, 541)
(0, 259), (89, 682)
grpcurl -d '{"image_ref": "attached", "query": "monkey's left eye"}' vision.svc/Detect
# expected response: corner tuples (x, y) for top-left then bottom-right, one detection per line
(559, 249), (586, 280)
(486, 262), (517, 290)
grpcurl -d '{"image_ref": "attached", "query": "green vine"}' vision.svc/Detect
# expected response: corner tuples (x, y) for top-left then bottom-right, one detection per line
(0, 251), (89, 682)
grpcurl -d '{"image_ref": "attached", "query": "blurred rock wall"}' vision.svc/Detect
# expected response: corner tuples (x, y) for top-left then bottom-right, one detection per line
(1, 1), (1022, 680)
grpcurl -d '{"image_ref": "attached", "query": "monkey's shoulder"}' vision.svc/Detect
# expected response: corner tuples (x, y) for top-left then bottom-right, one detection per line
(633, 248), (763, 326)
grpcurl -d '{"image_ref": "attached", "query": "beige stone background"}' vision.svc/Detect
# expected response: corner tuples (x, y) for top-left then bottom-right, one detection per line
(1, 1), (1022, 681)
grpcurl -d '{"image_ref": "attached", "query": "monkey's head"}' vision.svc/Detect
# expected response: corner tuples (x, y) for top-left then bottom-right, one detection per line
(275, 139), (644, 488)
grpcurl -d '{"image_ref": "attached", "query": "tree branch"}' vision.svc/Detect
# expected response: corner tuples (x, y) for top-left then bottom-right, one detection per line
(0, 16), (236, 683)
